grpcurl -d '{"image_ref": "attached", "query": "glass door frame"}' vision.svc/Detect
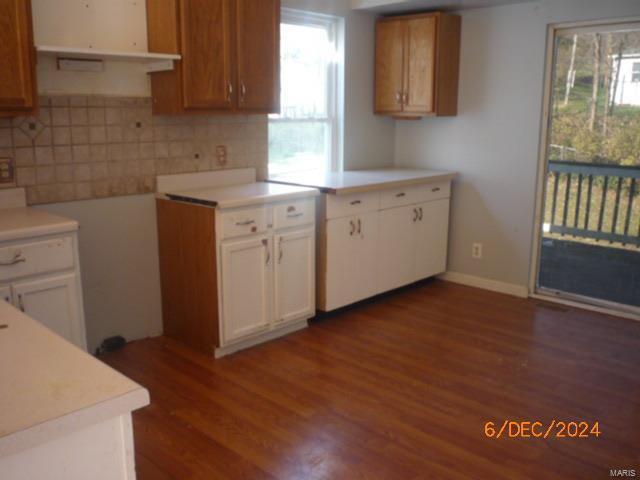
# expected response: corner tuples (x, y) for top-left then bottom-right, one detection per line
(529, 17), (640, 319)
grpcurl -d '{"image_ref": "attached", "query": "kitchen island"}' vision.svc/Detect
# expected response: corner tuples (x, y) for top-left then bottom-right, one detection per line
(0, 300), (149, 480)
(270, 168), (456, 311)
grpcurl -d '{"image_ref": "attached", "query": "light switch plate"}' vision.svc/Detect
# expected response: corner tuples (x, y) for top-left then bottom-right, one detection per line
(0, 157), (16, 188)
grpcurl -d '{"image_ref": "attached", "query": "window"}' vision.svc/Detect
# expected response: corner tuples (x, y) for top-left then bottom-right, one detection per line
(269, 9), (344, 176)
(633, 62), (640, 82)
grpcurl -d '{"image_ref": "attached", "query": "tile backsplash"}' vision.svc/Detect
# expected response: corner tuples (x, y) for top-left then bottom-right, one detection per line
(0, 95), (268, 205)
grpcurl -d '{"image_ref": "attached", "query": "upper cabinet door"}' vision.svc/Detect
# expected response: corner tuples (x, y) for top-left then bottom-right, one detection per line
(0, 0), (36, 114)
(403, 17), (436, 114)
(235, 0), (280, 112)
(180, 0), (233, 109)
(375, 19), (405, 114)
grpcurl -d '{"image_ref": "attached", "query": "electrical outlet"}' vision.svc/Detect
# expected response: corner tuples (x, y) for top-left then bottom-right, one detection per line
(216, 145), (227, 166)
(472, 243), (483, 259)
(0, 157), (16, 188)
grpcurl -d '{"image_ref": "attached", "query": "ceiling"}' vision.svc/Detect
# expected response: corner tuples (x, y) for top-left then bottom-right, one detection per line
(351, 0), (538, 13)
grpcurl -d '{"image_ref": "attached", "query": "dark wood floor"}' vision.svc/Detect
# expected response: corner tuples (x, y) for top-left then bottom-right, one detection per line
(102, 280), (640, 479)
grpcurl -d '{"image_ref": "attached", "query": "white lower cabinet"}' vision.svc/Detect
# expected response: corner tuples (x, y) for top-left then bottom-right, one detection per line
(377, 199), (451, 291)
(274, 228), (315, 324)
(318, 180), (452, 311)
(414, 199), (450, 281)
(217, 201), (316, 352)
(325, 212), (378, 311)
(12, 274), (82, 346)
(0, 232), (86, 350)
(220, 236), (271, 342)
(378, 205), (417, 292)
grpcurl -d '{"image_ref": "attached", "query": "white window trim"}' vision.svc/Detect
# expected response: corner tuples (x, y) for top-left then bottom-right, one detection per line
(269, 8), (345, 172)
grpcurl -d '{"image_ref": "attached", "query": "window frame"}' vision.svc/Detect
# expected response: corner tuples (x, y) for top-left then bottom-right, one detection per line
(269, 8), (345, 173)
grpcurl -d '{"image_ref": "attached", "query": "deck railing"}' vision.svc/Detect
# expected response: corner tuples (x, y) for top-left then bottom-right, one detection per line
(546, 161), (640, 247)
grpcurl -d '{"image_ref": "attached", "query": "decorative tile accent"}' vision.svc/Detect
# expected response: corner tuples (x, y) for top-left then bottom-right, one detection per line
(0, 95), (268, 205)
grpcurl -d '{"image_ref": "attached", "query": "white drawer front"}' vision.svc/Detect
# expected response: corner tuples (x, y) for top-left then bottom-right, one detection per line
(220, 207), (268, 239)
(379, 185), (422, 210)
(273, 198), (315, 230)
(0, 236), (74, 282)
(326, 191), (380, 219)
(414, 181), (451, 203)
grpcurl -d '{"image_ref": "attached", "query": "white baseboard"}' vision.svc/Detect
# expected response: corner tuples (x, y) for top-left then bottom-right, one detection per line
(438, 271), (529, 298)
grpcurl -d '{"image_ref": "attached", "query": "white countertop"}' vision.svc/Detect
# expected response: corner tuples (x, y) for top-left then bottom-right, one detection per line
(269, 168), (457, 195)
(0, 301), (149, 457)
(0, 207), (78, 243)
(163, 181), (319, 209)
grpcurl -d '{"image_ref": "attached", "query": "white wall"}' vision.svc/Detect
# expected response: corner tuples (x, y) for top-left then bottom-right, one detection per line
(394, 0), (640, 289)
(39, 195), (163, 353)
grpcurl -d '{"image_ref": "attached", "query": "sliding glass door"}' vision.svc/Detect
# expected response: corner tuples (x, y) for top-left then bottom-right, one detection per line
(534, 21), (640, 312)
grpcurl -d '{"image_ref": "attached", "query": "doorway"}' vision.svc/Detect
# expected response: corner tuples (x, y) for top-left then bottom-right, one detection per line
(533, 20), (640, 313)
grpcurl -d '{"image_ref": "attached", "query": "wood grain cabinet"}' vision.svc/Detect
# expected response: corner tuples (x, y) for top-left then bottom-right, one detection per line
(375, 12), (460, 118)
(146, 0), (280, 115)
(0, 0), (37, 117)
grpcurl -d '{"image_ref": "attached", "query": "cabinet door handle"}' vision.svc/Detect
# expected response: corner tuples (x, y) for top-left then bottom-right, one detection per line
(350, 200), (362, 205)
(349, 220), (355, 236)
(3, 296), (10, 304)
(278, 238), (283, 263)
(17, 294), (25, 312)
(287, 212), (303, 218)
(413, 208), (418, 222)
(240, 82), (246, 102)
(419, 207), (423, 221)
(235, 220), (255, 226)
(396, 91), (402, 104)
(262, 238), (270, 265)
(357, 218), (362, 235)
(0, 252), (26, 266)
(395, 192), (406, 198)
(227, 81), (234, 102)
(403, 92), (409, 104)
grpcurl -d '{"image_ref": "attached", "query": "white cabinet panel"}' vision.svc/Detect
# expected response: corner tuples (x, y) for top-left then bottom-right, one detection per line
(0, 236), (74, 282)
(413, 199), (450, 281)
(274, 228), (315, 324)
(0, 285), (11, 304)
(221, 236), (270, 343)
(12, 274), (81, 345)
(325, 212), (378, 310)
(378, 205), (416, 292)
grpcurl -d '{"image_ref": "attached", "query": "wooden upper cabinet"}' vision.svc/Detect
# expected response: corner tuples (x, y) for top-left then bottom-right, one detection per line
(374, 19), (405, 114)
(146, 0), (280, 115)
(235, 0), (280, 112)
(374, 12), (460, 118)
(0, 0), (37, 117)
(180, 0), (232, 109)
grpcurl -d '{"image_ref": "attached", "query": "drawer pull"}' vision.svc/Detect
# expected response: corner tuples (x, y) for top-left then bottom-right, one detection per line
(431, 187), (441, 192)
(235, 220), (256, 226)
(286, 205), (297, 212)
(287, 212), (304, 218)
(395, 192), (406, 198)
(350, 200), (362, 205)
(0, 252), (26, 266)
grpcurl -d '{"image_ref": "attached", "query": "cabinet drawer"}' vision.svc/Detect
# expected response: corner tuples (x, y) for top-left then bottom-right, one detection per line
(220, 207), (268, 239)
(414, 181), (451, 203)
(0, 236), (75, 282)
(379, 185), (422, 210)
(326, 191), (379, 219)
(273, 198), (314, 230)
